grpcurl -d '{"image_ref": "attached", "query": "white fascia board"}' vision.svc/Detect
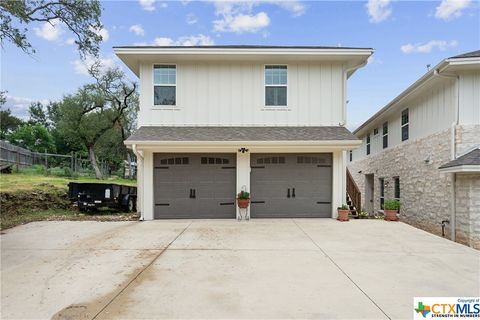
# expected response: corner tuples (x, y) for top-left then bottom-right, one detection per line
(114, 47), (373, 57)
(125, 139), (361, 146)
(439, 165), (480, 173)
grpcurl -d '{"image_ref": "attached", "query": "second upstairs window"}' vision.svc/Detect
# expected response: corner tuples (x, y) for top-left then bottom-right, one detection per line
(401, 109), (409, 141)
(366, 134), (371, 155)
(154, 65), (176, 106)
(383, 122), (388, 149)
(265, 65), (287, 106)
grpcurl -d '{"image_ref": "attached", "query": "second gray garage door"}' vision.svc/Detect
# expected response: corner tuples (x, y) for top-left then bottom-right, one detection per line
(250, 153), (332, 218)
(154, 153), (236, 219)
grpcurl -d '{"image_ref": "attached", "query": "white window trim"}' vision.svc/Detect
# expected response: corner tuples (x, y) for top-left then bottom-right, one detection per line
(263, 64), (288, 108)
(153, 63), (177, 108)
(401, 108), (409, 142)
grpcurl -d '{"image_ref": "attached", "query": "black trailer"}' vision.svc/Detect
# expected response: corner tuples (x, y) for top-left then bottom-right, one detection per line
(68, 182), (137, 212)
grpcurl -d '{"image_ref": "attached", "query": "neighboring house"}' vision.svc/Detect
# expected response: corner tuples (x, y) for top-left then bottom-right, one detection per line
(114, 45), (372, 220)
(348, 50), (480, 249)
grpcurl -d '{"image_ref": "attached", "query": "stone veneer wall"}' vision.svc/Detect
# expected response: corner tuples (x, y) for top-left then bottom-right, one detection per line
(348, 125), (480, 249)
(455, 174), (480, 249)
(455, 124), (480, 249)
(348, 128), (453, 239)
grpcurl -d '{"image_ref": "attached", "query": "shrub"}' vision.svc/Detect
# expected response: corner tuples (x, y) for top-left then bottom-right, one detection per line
(337, 204), (349, 210)
(237, 191), (250, 199)
(384, 199), (400, 210)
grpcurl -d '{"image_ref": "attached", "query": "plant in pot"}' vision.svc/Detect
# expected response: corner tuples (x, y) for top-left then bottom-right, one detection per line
(337, 204), (350, 222)
(384, 199), (400, 221)
(237, 191), (250, 209)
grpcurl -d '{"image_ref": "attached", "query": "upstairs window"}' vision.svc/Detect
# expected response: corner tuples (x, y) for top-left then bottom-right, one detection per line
(154, 65), (176, 106)
(401, 109), (409, 141)
(366, 134), (371, 155)
(383, 122), (388, 149)
(265, 65), (287, 106)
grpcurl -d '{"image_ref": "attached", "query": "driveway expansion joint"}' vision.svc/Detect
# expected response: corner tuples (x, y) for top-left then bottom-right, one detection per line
(91, 221), (193, 320)
(292, 219), (391, 320)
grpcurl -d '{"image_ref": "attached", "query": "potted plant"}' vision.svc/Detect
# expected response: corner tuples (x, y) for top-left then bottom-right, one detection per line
(337, 204), (350, 221)
(384, 199), (400, 221)
(237, 191), (250, 208)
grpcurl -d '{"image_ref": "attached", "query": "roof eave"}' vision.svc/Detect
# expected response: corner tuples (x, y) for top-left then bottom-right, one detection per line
(438, 165), (480, 173)
(125, 139), (362, 147)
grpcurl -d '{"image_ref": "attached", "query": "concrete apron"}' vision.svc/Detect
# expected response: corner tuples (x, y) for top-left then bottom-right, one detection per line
(1, 219), (479, 319)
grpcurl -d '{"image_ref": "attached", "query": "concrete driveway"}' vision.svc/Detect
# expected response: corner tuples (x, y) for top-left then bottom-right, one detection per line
(1, 219), (479, 319)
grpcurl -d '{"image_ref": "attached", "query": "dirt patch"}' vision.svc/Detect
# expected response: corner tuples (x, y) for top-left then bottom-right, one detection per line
(0, 183), (139, 230)
(1, 184), (70, 215)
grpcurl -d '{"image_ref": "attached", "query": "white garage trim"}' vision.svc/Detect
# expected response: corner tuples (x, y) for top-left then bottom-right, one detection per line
(136, 146), (347, 220)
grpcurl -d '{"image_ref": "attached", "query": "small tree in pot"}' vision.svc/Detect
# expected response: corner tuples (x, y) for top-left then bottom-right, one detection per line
(237, 191), (250, 208)
(337, 204), (350, 222)
(384, 199), (400, 221)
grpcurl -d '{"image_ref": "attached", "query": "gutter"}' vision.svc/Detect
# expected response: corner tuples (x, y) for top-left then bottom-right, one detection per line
(433, 68), (459, 243)
(131, 144), (144, 221)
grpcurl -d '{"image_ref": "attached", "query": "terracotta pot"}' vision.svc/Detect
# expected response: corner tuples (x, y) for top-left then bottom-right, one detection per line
(384, 209), (399, 221)
(337, 209), (350, 222)
(237, 198), (250, 209)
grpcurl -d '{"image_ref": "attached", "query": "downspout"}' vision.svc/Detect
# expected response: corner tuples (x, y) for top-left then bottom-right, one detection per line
(132, 144), (144, 221)
(433, 68), (459, 241)
(342, 59), (370, 126)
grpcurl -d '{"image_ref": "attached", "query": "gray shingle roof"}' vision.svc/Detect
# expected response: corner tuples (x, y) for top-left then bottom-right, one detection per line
(439, 148), (480, 169)
(450, 50), (480, 59)
(126, 126), (358, 142)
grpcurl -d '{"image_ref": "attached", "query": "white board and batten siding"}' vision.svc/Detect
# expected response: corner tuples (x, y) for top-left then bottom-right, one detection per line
(352, 78), (457, 161)
(459, 71), (480, 124)
(138, 61), (346, 127)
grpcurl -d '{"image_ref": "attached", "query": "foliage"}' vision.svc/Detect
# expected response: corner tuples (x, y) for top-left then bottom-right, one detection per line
(28, 102), (50, 127)
(8, 123), (56, 153)
(237, 191), (250, 199)
(56, 63), (138, 179)
(0, 0), (103, 57)
(359, 211), (370, 218)
(337, 204), (349, 210)
(0, 108), (24, 139)
(384, 199), (400, 210)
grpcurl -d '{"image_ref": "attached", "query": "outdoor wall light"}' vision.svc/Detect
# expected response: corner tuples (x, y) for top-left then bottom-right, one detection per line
(238, 148), (249, 153)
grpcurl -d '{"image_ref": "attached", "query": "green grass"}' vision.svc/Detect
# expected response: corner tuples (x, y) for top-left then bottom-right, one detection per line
(0, 171), (136, 193)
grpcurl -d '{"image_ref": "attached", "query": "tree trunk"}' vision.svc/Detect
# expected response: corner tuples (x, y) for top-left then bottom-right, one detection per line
(88, 145), (103, 179)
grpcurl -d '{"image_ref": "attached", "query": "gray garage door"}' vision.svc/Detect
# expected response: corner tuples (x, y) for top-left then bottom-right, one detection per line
(153, 154), (236, 219)
(250, 153), (332, 218)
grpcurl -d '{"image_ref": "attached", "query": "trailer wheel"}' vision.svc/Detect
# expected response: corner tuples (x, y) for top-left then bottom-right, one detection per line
(127, 197), (136, 212)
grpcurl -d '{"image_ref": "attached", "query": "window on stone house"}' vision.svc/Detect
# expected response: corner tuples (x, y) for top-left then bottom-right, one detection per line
(401, 109), (409, 141)
(379, 178), (385, 210)
(394, 177), (400, 199)
(383, 122), (388, 149)
(366, 134), (371, 155)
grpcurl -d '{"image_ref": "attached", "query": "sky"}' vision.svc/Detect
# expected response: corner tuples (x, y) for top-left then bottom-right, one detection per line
(1, 0), (479, 130)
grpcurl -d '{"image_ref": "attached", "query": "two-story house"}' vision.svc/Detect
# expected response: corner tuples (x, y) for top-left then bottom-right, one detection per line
(114, 45), (372, 220)
(348, 50), (480, 249)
